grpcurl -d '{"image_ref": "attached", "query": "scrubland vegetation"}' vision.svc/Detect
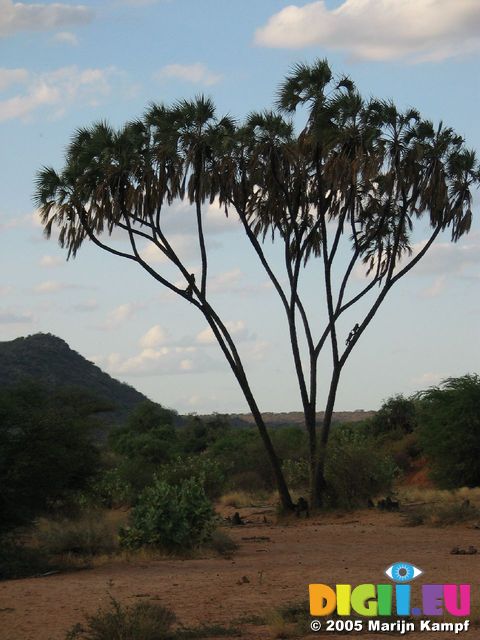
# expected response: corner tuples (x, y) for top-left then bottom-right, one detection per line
(2, 374), (480, 584)
(2, 374), (480, 638)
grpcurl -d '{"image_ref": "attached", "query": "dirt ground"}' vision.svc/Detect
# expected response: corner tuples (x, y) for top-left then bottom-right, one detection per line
(1, 508), (479, 640)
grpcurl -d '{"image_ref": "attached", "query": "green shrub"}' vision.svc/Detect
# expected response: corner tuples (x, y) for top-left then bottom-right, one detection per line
(210, 429), (275, 490)
(388, 433), (421, 472)
(157, 456), (228, 500)
(36, 512), (117, 556)
(368, 394), (417, 437)
(110, 401), (179, 465)
(0, 537), (53, 580)
(0, 382), (100, 534)
(227, 471), (265, 493)
(325, 427), (397, 509)
(85, 468), (134, 509)
(282, 459), (309, 490)
(120, 478), (216, 551)
(66, 597), (176, 640)
(416, 375), (480, 488)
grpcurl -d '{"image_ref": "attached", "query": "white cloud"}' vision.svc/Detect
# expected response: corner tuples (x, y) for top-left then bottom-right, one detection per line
(141, 234), (200, 265)
(0, 308), (33, 324)
(0, 67), (28, 90)
(72, 298), (98, 312)
(353, 232), (480, 285)
(104, 344), (216, 376)
(103, 303), (137, 329)
(118, 0), (160, 5)
(39, 255), (63, 268)
(411, 235), (480, 276)
(421, 275), (447, 299)
(209, 268), (242, 293)
(0, 0), (92, 37)
(52, 31), (79, 46)
(244, 340), (271, 363)
(196, 320), (250, 345)
(34, 280), (71, 294)
(411, 372), (445, 387)
(0, 65), (114, 122)
(255, 0), (480, 62)
(139, 324), (168, 349)
(155, 63), (222, 86)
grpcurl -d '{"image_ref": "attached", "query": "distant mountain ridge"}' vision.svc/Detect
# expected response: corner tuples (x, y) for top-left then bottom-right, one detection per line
(0, 333), (374, 430)
(0, 333), (150, 426)
(199, 409), (376, 429)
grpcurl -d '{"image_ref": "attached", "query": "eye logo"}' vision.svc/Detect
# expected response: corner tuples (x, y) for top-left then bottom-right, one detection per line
(385, 562), (422, 583)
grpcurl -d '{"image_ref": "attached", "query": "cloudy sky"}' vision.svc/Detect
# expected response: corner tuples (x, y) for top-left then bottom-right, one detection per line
(1, 0), (479, 414)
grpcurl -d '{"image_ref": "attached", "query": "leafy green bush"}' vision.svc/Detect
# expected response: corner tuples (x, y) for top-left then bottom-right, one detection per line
(368, 394), (417, 438)
(157, 456), (228, 500)
(0, 382), (100, 533)
(120, 478), (216, 551)
(325, 427), (397, 509)
(0, 537), (53, 580)
(178, 414), (229, 454)
(282, 459), (309, 490)
(227, 471), (266, 492)
(85, 467), (134, 509)
(387, 432), (421, 472)
(36, 512), (117, 557)
(110, 401), (179, 465)
(416, 375), (480, 488)
(66, 597), (176, 640)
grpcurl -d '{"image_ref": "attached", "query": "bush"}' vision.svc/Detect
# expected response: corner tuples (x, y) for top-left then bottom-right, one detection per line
(120, 478), (216, 551)
(416, 375), (480, 488)
(227, 471), (265, 493)
(108, 401), (179, 497)
(210, 429), (272, 489)
(0, 537), (53, 580)
(157, 456), (228, 500)
(282, 459), (309, 490)
(110, 401), (179, 465)
(35, 512), (117, 557)
(85, 468), (134, 509)
(368, 394), (417, 438)
(324, 427), (397, 509)
(403, 500), (480, 527)
(66, 597), (176, 640)
(0, 382), (100, 534)
(178, 414), (230, 454)
(387, 433), (421, 472)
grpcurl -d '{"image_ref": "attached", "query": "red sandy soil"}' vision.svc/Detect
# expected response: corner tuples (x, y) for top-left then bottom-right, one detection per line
(1, 508), (479, 640)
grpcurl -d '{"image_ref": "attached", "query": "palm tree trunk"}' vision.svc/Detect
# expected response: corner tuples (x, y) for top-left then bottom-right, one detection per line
(238, 376), (294, 511)
(312, 366), (342, 508)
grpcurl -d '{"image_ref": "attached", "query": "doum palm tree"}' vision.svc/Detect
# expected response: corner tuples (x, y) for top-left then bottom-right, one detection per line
(35, 61), (479, 509)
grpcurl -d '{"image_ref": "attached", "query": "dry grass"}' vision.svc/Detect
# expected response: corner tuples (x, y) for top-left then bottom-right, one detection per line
(34, 511), (119, 557)
(218, 491), (260, 508)
(266, 611), (294, 639)
(398, 486), (480, 506)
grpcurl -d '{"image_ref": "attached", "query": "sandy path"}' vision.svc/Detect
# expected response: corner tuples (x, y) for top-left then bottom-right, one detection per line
(1, 510), (479, 639)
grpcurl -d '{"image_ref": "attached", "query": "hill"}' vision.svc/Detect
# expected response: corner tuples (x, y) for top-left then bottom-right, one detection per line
(0, 333), (151, 427)
(201, 409), (376, 429)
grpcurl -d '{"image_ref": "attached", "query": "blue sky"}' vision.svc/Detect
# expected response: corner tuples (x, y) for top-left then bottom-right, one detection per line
(1, 0), (479, 414)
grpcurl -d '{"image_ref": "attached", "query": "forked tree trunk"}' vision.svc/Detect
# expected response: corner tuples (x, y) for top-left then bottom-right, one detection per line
(312, 367), (342, 508)
(236, 374), (294, 512)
